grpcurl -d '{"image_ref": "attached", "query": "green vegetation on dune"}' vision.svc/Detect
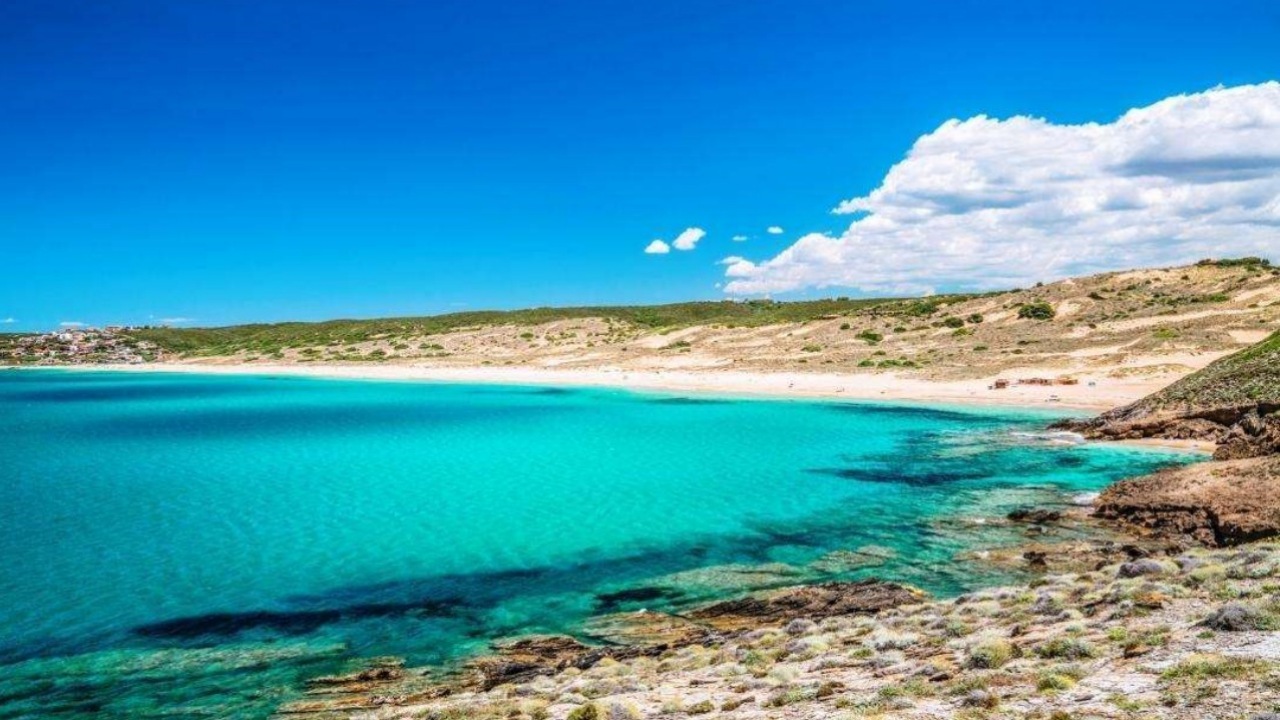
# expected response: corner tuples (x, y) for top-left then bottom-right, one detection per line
(1118, 329), (1280, 414)
(123, 295), (985, 357)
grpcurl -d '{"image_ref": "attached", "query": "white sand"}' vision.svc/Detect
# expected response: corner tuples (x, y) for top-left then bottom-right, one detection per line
(70, 362), (1176, 412)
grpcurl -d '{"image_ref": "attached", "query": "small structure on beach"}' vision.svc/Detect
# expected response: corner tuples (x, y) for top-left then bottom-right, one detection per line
(993, 379), (1010, 390)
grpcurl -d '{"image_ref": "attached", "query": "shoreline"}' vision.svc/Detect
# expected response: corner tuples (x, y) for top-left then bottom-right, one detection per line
(19, 360), (1165, 411)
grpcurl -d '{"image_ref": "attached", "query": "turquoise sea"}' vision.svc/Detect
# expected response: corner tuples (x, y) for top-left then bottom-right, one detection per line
(0, 370), (1195, 718)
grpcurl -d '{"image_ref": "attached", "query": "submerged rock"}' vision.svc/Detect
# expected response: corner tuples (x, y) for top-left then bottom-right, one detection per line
(1007, 508), (1063, 525)
(641, 563), (814, 596)
(807, 546), (895, 574)
(582, 610), (712, 647)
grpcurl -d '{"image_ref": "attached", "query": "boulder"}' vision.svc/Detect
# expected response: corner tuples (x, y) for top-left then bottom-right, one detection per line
(1116, 559), (1166, 578)
(1199, 603), (1268, 632)
(1007, 508), (1063, 524)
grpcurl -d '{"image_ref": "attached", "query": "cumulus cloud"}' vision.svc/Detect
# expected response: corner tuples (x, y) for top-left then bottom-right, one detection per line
(156, 317), (194, 325)
(724, 82), (1280, 296)
(672, 227), (706, 251)
(766, 226), (784, 235)
(732, 234), (748, 242)
(644, 239), (671, 254)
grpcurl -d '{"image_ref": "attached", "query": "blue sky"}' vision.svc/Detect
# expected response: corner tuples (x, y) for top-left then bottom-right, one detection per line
(2, 1), (1278, 330)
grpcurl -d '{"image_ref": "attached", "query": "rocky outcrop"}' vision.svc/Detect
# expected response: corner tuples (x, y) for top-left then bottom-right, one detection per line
(1215, 407), (1280, 459)
(459, 580), (922, 691)
(687, 579), (925, 630)
(1054, 329), (1280, 459)
(1051, 331), (1280, 545)
(1058, 404), (1280, 460)
(467, 636), (632, 690)
(1096, 457), (1280, 546)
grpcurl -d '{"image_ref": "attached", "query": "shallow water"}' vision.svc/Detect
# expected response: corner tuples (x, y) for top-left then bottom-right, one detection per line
(0, 370), (1195, 717)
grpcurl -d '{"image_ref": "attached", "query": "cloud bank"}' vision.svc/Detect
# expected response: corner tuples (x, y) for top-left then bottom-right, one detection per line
(672, 227), (706, 251)
(724, 82), (1280, 295)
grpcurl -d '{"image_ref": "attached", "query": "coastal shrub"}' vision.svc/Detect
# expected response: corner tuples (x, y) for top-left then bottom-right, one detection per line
(1199, 602), (1278, 632)
(878, 678), (934, 700)
(839, 323), (851, 330)
(801, 344), (822, 352)
(1036, 672), (1076, 692)
(900, 299), (942, 317)
(766, 687), (809, 707)
(948, 674), (990, 696)
(967, 313), (984, 324)
(1017, 301), (1056, 320)
(1160, 654), (1269, 682)
(855, 330), (883, 345)
(566, 703), (600, 720)
(1198, 256), (1272, 268)
(520, 332), (535, 340)
(966, 639), (1014, 669)
(943, 316), (965, 328)
(1034, 638), (1096, 660)
(685, 700), (714, 715)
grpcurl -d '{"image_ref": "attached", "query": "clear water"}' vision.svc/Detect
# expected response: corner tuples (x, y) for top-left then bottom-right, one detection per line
(0, 370), (1195, 718)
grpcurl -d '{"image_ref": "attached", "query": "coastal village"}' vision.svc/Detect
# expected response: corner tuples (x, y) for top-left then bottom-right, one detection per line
(1, 326), (162, 365)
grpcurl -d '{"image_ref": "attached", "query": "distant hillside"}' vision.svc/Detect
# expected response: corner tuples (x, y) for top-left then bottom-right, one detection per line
(5, 258), (1278, 384)
(120, 295), (978, 357)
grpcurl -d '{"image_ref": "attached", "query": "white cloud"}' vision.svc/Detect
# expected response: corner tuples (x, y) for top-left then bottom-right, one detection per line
(59, 321), (86, 328)
(672, 227), (706, 251)
(724, 82), (1280, 295)
(644, 239), (671, 254)
(732, 234), (748, 242)
(0, 318), (14, 324)
(766, 226), (784, 235)
(157, 317), (194, 325)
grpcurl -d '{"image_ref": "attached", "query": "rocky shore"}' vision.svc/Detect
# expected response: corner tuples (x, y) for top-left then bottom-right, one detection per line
(1055, 329), (1280, 547)
(272, 329), (1280, 720)
(274, 540), (1280, 720)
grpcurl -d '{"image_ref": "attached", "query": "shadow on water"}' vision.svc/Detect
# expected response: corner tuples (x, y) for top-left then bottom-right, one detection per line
(822, 402), (1007, 424)
(4, 382), (256, 404)
(133, 600), (462, 640)
(810, 431), (1112, 487)
(646, 396), (735, 406)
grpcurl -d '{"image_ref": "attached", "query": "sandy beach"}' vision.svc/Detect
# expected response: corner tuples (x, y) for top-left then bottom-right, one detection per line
(72, 361), (1171, 411)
